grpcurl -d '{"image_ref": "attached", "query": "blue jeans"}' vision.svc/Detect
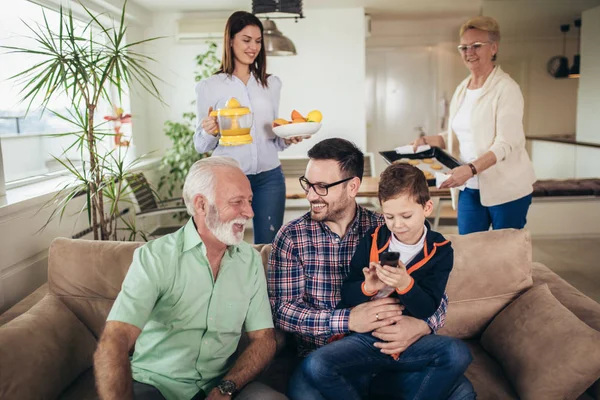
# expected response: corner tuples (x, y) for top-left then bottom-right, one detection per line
(287, 333), (476, 400)
(247, 166), (286, 244)
(457, 188), (532, 235)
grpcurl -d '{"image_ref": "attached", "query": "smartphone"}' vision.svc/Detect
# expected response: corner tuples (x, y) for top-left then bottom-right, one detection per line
(380, 251), (400, 267)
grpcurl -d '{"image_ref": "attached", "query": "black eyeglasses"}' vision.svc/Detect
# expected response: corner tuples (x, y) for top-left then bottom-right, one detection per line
(299, 175), (355, 196)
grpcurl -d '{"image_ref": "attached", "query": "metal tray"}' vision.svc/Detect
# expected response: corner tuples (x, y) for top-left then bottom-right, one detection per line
(379, 147), (463, 186)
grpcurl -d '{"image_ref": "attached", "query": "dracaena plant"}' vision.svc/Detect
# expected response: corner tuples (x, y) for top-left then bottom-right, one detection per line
(2, 1), (163, 240)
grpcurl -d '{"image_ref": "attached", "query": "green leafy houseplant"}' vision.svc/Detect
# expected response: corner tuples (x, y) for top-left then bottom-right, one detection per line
(3, 1), (163, 240)
(158, 41), (220, 198)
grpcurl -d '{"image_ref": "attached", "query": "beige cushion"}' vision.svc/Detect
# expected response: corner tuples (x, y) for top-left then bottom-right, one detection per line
(0, 295), (97, 400)
(48, 238), (143, 338)
(481, 284), (600, 400)
(437, 229), (533, 338)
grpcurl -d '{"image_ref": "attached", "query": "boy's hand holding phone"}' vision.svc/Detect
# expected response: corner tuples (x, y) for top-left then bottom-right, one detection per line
(362, 262), (387, 293)
(376, 252), (413, 292)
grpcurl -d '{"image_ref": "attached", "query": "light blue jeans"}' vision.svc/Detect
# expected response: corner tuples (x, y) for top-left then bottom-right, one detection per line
(247, 165), (286, 244)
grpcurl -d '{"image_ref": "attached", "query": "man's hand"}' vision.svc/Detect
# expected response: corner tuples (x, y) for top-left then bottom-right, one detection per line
(375, 262), (412, 292)
(206, 388), (231, 400)
(348, 297), (404, 333)
(363, 262), (386, 293)
(371, 316), (430, 355)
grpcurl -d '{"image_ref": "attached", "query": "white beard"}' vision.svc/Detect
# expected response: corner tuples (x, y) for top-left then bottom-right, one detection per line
(205, 204), (248, 246)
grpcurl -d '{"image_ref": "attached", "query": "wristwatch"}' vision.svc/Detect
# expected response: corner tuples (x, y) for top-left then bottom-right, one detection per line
(217, 380), (237, 396)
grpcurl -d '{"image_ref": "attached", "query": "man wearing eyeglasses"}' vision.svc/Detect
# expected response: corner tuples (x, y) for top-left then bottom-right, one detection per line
(267, 138), (474, 399)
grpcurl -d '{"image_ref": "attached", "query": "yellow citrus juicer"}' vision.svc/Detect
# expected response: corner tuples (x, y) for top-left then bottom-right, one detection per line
(209, 98), (253, 146)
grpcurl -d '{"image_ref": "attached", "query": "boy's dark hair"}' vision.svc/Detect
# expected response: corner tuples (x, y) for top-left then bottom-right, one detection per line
(307, 138), (364, 181)
(378, 163), (430, 206)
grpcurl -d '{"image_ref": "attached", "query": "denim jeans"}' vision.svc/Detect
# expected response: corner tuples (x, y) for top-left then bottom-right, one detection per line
(457, 188), (532, 235)
(247, 166), (286, 244)
(287, 333), (476, 400)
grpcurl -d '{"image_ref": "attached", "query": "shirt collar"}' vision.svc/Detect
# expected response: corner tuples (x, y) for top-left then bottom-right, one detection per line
(183, 218), (204, 253)
(182, 218), (242, 255)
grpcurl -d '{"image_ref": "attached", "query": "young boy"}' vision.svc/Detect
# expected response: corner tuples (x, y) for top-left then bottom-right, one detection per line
(300, 163), (473, 400)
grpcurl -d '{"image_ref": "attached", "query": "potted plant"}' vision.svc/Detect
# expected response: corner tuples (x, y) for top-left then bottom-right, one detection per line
(3, 1), (163, 240)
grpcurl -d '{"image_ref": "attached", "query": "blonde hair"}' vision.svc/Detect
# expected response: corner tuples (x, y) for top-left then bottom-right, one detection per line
(460, 16), (500, 61)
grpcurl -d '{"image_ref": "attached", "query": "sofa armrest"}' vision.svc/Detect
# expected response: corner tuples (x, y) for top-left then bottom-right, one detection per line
(0, 295), (97, 400)
(533, 262), (600, 400)
(532, 262), (600, 332)
(0, 283), (48, 327)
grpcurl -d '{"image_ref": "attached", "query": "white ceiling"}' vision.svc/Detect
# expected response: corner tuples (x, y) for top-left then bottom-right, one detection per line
(130, 0), (600, 37)
(130, 0), (481, 16)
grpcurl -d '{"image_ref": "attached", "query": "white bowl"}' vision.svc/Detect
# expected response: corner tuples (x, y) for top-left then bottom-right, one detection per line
(273, 122), (322, 139)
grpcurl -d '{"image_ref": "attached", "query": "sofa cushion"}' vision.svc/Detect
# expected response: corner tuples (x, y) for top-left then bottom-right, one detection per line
(533, 262), (600, 399)
(437, 229), (533, 339)
(463, 340), (518, 400)
(481, 284), (600, 400)
(532, 262), (600, 332)
(48, 238), (143, 338)
(0, 295), (97, 400)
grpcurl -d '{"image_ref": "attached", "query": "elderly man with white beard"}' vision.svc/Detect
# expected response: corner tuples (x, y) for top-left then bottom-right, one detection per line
(94, 157), (285, 400)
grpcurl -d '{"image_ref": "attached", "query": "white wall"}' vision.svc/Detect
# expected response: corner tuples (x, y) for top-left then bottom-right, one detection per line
(498, 38), (579, 137)
(269, 8), (366, 156)
(576, 5), (600, 145)
(143, 8), (367, 158)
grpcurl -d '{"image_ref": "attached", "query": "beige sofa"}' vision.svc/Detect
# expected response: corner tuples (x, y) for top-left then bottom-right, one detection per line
(1, 229), (599, 400)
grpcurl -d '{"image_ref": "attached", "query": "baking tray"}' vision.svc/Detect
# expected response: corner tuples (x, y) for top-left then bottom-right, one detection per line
(379, 147), (463, 186)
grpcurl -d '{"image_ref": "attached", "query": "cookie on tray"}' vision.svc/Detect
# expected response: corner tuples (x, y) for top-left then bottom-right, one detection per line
(430, 163), (443, 170)
(422, 158), (434, 164)
(392, 159), (409, 165)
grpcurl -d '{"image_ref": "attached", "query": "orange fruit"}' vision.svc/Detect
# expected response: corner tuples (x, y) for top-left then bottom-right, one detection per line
(272, 118), (290, 127)
(292, 119), (306, 124)
(291, 110), (305, 121)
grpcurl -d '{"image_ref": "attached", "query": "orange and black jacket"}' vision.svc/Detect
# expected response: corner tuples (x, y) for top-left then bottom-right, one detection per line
(338, 222), (453, 320)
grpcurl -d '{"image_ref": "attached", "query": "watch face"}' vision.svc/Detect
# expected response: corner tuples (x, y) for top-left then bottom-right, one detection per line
(218, 380), (236, 395)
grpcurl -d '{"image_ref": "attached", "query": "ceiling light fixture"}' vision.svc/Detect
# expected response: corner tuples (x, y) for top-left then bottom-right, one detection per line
(568, 18), (581, 79)
(252, 0), (303, 56)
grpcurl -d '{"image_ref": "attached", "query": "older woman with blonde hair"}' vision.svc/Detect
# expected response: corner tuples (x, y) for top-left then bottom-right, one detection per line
(413, 16), (536, 234)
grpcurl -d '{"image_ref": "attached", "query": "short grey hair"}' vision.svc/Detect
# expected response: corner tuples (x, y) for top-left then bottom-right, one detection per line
(182, 156), (241, 216)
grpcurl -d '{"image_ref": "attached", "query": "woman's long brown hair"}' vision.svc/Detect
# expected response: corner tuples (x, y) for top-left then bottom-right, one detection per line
(217, 11), (270, 88)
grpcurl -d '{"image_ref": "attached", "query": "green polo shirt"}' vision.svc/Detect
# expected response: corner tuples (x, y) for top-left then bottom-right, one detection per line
(107, 219), (273, 400)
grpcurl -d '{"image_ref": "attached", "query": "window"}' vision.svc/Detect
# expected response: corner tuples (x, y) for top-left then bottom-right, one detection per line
(0, 0), (118, 186)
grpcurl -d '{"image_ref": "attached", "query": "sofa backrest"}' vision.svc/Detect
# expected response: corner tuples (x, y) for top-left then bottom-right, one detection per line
(437, 228), (533, 338)
(48, 238), (143, 339)
(48, 228), (533, 342)
(48, 238), (272, 341)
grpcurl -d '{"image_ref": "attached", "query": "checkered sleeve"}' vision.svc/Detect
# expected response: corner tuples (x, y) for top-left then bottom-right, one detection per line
(426, 293), (448, 333)
(268, 229), (350, 337)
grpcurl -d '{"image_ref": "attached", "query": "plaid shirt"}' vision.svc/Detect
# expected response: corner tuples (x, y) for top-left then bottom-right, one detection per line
(268, 205), (447, 356)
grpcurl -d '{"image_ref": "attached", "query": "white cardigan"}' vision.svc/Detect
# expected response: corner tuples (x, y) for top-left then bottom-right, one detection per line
(442, 66), (536, 207)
